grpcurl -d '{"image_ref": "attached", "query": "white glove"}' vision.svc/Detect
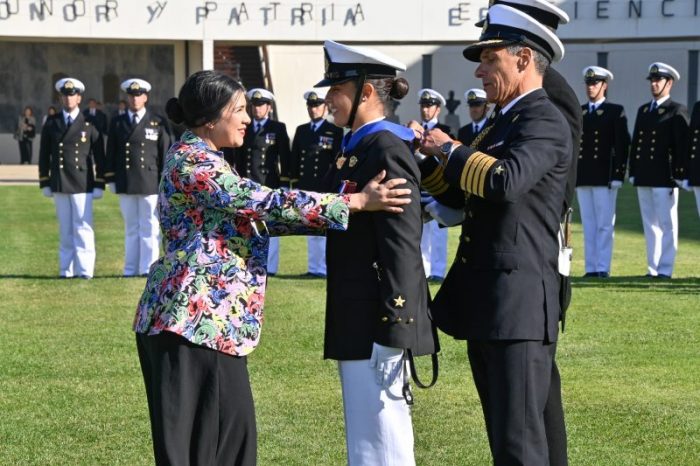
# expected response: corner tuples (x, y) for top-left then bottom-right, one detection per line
(610, 180), (623, 189)
(681, 179), (691, 192)
(107, 182), (116, 194)
(92, 188), (104, 200)
(628, 176), (635, 185)
(41, 187), (53, 198)
(673, 179), (684, 188)
(369, 342), (405, 389)
(425, 200), (466, 227)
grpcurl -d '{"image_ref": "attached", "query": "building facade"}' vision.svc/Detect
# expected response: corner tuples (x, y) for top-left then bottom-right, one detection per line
(0, 0), (698, 163)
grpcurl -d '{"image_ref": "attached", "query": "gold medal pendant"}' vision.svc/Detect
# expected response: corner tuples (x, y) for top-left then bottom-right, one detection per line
(336, 155), (347, 169)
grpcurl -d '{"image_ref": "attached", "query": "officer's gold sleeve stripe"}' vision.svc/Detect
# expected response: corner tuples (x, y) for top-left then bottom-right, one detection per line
(422, 165), (444, 187)
(423, 176), (445, 191)
(39, 176), (49, 181)
(475, 158), (497, 197)
(431, 184), (449, 196)
(468, 155), (494, 195)
(104, 171), (115, 177)
(461, 152), (488, 191)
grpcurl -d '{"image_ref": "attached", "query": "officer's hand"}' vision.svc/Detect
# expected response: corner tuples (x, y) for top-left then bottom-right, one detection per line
(92, 188), (104, 200)
(406, 120), (424, 140)
(369, 342), (405, 389)
(349, 170), (411, 214)
(420, 128), (453, 159)
(425, 200), (466, 227)
(107, 182), (116, 194)
(610, 180), (623, 189)
(41, 187), (53, 198)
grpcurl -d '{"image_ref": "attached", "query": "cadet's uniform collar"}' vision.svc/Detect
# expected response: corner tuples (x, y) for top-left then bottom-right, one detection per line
(63, 108), (80, 121)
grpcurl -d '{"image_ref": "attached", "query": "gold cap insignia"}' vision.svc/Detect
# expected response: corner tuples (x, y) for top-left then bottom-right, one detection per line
(253, 91), (262, 99)
(129, 81), (141, 90)
(585, 69), (596, 78)
(651, 65), (660, 74)
(468, 91), (476, 101)
(308, 92), (317, 100)
(421, 91), (431, 100)
(64, 80), (74, 89)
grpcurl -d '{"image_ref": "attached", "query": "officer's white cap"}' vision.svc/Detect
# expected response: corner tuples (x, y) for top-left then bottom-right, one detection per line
(121, 78), (152, 94)
(417, 89), (446, 106)
(315, 40), (406, 87)
(304, 89), (327, 103)
(647, 62), (680, 81)
(247, 88), (275, 103)
(477, 0), (569, 27)
(582, 66), (614, 82)
(55, 77), (85, 95)
(464, 88), (488, 104)
(463, 4), (565, 63)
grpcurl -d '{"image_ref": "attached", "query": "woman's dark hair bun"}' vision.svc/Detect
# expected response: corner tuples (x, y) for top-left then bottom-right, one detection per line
(165, 97), (185, 124)
(389, 77), (410, 100)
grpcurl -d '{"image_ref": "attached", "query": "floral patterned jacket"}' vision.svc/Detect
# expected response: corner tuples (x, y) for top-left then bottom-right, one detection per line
(133, 131), (350, 356)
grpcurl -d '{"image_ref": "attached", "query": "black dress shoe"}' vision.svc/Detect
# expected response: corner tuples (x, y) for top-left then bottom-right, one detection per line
(583, 272), (598, 278)
(79, 275), (92, 280)
(656, 274), (672, 279)
(267, 272), (276, 277)
(597, 272), (610, 278)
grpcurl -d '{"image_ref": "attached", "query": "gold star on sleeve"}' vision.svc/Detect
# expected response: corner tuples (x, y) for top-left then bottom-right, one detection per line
(393, 295), (406, 308)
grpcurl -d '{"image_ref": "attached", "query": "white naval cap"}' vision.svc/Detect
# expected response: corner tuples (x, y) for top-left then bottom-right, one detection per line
(121, 78), (151, 95)
(582, 66), (614, 83)
(647, 62), (680, 81)
(476, 0), (569, 28)
(417, 88), (446, 106)
(463, 4), (565, 63)
(304, 89), (327, 105)
(247, 88), (275, 104)
(315, 40), (406, 87)
(464, 88), (488, 105)
(55, 77), (85, 95)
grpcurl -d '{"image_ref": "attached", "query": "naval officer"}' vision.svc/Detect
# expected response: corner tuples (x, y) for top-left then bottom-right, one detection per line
(457, 88), (490, 146)
(39, 77), (105, 279)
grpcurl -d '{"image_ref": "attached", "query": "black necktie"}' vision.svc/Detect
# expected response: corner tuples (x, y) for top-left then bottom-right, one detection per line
(650, 101), (657, 112)
(423, 123), (429, 131)
(132, 114), (138, 125)
(65, 116), (73, 127)
(590, 104), (595, 113)
(473, 123), (478, 133)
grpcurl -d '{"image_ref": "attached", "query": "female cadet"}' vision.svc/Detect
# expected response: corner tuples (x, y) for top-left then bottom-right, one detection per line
(133, 70), (411, 465)
(317, 41), (439, 466)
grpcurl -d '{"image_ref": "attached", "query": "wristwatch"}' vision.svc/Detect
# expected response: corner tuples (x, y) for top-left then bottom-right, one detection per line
(440, 141), (454, 155)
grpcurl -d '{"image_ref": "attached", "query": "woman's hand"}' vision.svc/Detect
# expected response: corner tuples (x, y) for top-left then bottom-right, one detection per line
(349, 170), (412, 213)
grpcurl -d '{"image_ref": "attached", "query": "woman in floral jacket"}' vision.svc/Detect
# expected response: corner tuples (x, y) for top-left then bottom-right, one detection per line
(133, 70), (411, 466)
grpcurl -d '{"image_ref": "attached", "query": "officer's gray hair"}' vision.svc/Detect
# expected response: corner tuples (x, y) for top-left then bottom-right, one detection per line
(505, 45), (549, 76)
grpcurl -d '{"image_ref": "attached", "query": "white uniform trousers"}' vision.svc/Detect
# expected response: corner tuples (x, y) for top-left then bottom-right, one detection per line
(53, 193), (95, 278)
(307, 236), (327, 275)
(267, 236), (280, 274)
(694, 187), (700, 218)
(338, 360), (415, 466)
(637, 187), (679, 276)
(119, 194), (160, 276)
(576, 186), (618, 274)
(420, 220), (447, 278)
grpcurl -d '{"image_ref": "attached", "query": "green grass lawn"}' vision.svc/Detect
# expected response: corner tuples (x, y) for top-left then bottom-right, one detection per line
(0, 185), (698, 465)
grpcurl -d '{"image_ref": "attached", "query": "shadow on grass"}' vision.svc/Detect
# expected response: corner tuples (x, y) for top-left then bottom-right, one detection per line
(573, 275), (700, 291)
(268, 273), (327, 281)
(0, 274), (145, 280)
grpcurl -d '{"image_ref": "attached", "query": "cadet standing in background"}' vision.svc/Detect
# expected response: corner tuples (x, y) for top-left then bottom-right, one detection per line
(457, 88), (490, 146)
(224, 88), (291, 276)
(105, 78), (170, 277)
(290, 89), (343, 278)
(688, 101), (700, 217)
(576, 66), (630, 278)
(39, 78), (105, 279)
(417, 88), (452, 283)
(629, 63), (689, 279)
(83, 97), (108, 136)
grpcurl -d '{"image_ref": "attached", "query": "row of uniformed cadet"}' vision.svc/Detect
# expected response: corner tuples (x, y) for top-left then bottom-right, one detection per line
(39, 77), (168, 278)
(576, 62), (698, 279)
